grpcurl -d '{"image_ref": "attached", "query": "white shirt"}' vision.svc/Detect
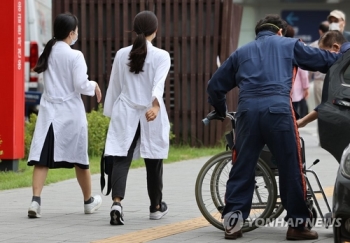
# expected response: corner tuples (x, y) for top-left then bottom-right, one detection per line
(28, 41), (97, 165)
(104, 40), (171, 159)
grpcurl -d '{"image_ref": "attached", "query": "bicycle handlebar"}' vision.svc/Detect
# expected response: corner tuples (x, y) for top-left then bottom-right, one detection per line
(202, 117), (211, 126)
(202, 111), (236, 126)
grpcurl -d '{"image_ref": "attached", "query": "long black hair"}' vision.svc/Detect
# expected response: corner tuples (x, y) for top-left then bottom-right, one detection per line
(34, 13), (78, 73)
(128, 11), (158, 74)
(255, 14), (288, 36)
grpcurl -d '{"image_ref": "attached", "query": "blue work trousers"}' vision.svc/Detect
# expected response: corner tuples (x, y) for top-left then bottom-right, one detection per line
(222, 95), (310, 227)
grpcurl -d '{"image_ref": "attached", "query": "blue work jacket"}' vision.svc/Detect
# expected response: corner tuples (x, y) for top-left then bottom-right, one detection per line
(207, 31), (340, 116)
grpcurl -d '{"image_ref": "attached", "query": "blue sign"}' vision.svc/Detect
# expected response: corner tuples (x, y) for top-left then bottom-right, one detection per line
(25, 91), (42, 105)
(281, 10), (329, 43)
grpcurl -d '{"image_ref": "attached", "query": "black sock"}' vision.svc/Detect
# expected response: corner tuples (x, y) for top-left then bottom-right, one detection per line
(32, 196), (41, 205)
(84, 197), (94, 204)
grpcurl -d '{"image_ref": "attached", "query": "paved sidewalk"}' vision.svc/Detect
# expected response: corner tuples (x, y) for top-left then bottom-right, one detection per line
(0, 121), (339, 243)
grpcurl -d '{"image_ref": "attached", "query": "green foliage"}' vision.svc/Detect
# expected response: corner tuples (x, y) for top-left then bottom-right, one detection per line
(86, 104), (110, 157)
(169, 122), (175, 143)
(24, 113), (37, 160)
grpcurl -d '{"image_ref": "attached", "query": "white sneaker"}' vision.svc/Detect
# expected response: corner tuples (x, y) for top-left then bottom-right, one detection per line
(149, 202), (168, 220)
(110, 202), (124, 225)
(84, 195), (102, 214)
(28, 201), (41, 218)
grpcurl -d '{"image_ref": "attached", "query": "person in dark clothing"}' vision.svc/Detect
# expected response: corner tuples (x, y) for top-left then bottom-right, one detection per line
(319, 21), (330, 35)
(297, 30), (350, 128)
(103, 10), (170, 226)
(328, 10), (350, 42)
(207, 15), (340, 241)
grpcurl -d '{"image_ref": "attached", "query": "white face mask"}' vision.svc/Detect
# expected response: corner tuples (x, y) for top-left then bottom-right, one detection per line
(70, 34), (78, 46)
(329, 22), (340, 31)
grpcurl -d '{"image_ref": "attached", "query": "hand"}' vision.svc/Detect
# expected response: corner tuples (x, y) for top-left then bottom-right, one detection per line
(95, 84), (102, 103)
(145, 106), (160, 122)
(217, 113), (226, 121)
(303, 89), (309, 99)
(296, 118), (306, 128)
(214, 110), (226, 121)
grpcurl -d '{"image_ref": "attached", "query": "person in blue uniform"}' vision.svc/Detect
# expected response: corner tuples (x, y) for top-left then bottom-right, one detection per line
(207, 15), (340, 241)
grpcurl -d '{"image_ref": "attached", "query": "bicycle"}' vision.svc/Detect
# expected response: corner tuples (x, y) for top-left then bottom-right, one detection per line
(195, 111), (332, 232)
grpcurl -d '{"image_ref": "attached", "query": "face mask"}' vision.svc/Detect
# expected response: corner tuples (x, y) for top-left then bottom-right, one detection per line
(70, 34), (78, 46)
(329, 23), (340, 31)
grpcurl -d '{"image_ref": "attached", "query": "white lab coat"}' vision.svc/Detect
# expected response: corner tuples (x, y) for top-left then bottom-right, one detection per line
(104, 40), (171, 159)
(28, 41), (97, 165)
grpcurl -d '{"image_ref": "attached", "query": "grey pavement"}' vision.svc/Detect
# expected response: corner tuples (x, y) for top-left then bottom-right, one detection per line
(0, 120), (339, 243)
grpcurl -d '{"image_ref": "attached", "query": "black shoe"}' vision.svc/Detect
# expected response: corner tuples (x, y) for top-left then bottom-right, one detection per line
(225, 229), (242, 240)
(110, 202), (124, 225)
(150, 201), (168, 220)
(286, 227), (318, 240)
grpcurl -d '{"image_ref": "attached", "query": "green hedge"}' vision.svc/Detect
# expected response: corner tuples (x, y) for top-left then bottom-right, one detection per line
(86, 104), (110, 157)
(24, 105), (175, 159)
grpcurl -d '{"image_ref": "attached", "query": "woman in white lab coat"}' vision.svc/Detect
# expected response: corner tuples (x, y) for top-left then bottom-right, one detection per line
(27, 13), (102, 218)
(104, 11), (171, 225)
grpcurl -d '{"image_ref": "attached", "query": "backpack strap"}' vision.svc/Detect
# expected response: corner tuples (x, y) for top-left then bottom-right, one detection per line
(100, 149), (112, 196)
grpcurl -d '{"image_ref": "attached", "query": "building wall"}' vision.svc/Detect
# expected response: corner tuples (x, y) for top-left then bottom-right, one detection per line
(52, 0), (243, 147)
(237, 1), (350, 47)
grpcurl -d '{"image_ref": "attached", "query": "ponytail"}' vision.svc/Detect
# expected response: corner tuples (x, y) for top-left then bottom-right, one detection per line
(33, 38), (57, 73)
(128, 11), (158, 74)
(128, 33), (147, 74)
(34, 12), (78, 73)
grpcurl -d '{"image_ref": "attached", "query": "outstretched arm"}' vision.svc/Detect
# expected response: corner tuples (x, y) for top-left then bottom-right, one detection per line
(293, 41), (341, 73)
(297, 110), (318, 128)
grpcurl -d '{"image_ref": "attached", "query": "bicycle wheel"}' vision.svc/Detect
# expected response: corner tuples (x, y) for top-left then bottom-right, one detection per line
(210, 153), (278, 232)
(195, 151), (278, 232)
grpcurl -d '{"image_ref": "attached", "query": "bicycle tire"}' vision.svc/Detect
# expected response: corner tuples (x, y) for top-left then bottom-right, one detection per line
(211, 153), (278, 232)
(210, 156), (277, 210)
(211, 154), (278, 232)
(269, 204), (284, 221)
(195, 151), (278, 232)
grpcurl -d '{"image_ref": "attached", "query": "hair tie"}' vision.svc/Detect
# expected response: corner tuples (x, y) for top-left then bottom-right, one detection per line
(259, 23), (280, 30)
(53, 37), (56, 39)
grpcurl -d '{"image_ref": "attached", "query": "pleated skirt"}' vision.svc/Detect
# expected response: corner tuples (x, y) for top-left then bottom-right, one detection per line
(27, 124), (89, 169)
